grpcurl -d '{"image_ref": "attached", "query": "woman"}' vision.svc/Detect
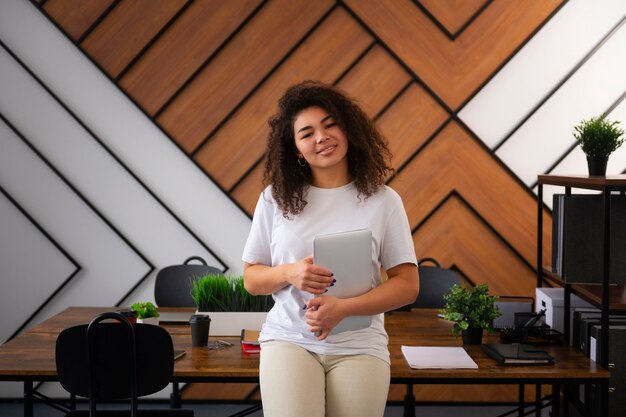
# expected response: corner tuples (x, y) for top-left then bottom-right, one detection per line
(242, 80), (419, 417)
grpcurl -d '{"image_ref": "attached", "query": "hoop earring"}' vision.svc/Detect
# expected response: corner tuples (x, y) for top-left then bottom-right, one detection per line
(298, 157), (307, 167)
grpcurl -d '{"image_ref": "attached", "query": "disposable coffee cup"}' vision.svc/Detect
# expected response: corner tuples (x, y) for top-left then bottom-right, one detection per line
(189, 314), (211, 347)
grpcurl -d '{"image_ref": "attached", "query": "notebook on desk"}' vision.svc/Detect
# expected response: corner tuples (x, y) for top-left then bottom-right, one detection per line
(158, 310), (193, 324)
(482, 343), (554, 365)
(314, 229), (373, 334)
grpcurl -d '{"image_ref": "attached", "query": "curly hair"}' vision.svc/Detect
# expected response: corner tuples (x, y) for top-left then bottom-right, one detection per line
(264, 80), (393, 217)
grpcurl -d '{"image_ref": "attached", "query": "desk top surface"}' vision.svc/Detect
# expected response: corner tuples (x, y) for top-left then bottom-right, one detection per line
(0, 307), (609, 382)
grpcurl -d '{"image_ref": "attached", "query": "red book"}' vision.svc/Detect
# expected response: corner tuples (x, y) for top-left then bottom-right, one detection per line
(240, 329), (261, 354)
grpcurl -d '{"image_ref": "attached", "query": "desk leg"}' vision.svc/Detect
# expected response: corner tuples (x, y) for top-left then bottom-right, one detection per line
(518, 384), (524, 417)
(562, 383), (569, 417)
(24, 380), (33, 417)
(403, 383), (415, 417)
(535, 384), (541, 417)
(599, 380), (608, 417)
(170, 382), (181, 408)
(552, 384), (560, 417)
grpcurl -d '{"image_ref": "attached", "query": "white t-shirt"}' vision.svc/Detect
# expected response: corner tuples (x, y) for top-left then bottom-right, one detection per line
(242, 182), (417, 363)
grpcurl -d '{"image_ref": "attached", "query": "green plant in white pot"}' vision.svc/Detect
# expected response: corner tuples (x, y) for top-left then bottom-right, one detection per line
(190, 274), (274, 335)
(131, 301), (160, 325)
(573, 116), (625, 176)
(440, 284), (501, 345)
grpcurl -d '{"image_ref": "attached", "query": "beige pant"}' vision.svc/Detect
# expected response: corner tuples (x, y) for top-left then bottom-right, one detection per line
(259, 340), (390, 417)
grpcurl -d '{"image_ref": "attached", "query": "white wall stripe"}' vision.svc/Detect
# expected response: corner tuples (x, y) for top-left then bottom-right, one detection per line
(0, 0), (251, 277)
(460, 0), (626, 149)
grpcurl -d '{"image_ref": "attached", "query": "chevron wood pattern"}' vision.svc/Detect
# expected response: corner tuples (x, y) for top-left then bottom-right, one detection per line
(417, 0), (490, 38)
(81, 0), (188, 78)
(43, 0), (115, 41)
(346, 0), (562, 110)
(35, 0), (563, 403)
(119, 0), (262, 116)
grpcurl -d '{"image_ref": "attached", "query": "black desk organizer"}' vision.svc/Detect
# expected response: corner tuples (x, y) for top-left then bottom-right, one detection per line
(499, 311), (564, 345)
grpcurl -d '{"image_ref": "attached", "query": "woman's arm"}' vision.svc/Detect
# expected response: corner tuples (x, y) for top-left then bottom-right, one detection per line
(243, 257), (334, 296)
(305, 262), (419, 339)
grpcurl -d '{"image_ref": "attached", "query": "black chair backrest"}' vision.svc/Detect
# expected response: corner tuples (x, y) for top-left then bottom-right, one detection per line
(155, 256), (223, 307)
(413, 258), (462, 309)
(56, 313), (174, 403)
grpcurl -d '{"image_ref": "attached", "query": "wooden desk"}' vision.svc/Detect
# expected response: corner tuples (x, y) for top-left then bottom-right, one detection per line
(0, 307), (610, 417)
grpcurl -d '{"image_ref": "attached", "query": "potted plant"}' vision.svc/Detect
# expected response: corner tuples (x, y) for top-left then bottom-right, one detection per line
(190, 274), (274, 335)
(131, 301), (160, 325)
(573, 116), (625, 176)
(440, 284), (501, 345)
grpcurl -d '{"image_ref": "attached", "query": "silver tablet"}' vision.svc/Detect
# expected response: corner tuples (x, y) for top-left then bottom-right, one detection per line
(314, 229), (373, 334)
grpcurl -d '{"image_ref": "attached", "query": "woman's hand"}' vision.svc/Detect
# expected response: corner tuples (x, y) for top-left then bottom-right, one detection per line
(305, 296), (345, 340)
(287, 256), (334, 295)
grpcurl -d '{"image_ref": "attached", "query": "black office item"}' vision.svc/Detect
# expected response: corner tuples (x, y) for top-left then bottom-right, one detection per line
(557, 194), (626, 284)
(576, 313), (626, 355)
(551, 194), (564, 275)
(482, 343), (554, 365)
(412, 257), (461, 309)
(155, 256), (223, 308)
(588, 325), (626, 417)
(154, 256), (221, 406)
(55, 311), (194, 417)
(493, 296), (534, 330)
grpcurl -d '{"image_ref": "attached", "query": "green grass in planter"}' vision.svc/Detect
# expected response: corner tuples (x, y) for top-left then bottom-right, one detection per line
(190, 274), (274, 312)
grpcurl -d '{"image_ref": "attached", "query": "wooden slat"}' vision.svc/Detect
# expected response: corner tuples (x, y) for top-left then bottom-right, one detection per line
(157, 0), (335, 153)
(335, 45), (411, 118)
(418, 0), (489, 35)
(119, 0), (262, 116)
(81, 0), (187, 78)
(345, 0), (562, 110)
(377, 82), (449, 172)
(194, 7), (373, 189)
(232, 161), (265, 216)
(412, 195), (536, 296)
(390, 121), (552, 269)
(229, 44), (410, 214)
(43, 0), (115, 42)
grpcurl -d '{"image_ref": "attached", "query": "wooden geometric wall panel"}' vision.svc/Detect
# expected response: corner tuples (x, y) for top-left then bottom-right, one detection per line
(390, 121), (551, 270)
(346, 0), (562, 110)
(376, 82), (449, 171)
(119, 0), (263, 116)
(194, 7), (374, 190)
(37, 0), (562, 302)
(81, 0), (188, 78)
(43, 0), (115, 41)
(411, 193), (536, 296)
(417, 0), (490, 38)
(157, 0), (335, 152)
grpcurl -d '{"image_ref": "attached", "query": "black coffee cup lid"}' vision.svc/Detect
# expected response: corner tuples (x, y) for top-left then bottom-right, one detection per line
(189, 314), (210, 322)
(117, 309), (138, 318)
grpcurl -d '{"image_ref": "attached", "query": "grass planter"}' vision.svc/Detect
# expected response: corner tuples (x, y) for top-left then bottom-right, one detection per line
(190, 274), (273, 336)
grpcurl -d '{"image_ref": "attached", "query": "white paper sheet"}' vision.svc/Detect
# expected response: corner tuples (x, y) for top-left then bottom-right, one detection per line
(401, 346), (478, 369)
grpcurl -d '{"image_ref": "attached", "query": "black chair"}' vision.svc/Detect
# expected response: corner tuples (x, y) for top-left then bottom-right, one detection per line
(412, 257), (462, 309)
(154, 256), (222, 407)
(55, 312), (194, 417)
(155, 256), (222, 308)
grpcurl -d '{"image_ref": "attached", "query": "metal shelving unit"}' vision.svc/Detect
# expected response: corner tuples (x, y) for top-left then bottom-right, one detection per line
(537, 174), (626, 416)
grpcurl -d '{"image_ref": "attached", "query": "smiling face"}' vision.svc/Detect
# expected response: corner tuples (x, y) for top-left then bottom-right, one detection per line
(293, 106), (350, 188)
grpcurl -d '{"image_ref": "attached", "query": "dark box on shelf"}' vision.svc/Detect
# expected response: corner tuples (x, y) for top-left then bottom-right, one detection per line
(552, 194), (626, 284)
